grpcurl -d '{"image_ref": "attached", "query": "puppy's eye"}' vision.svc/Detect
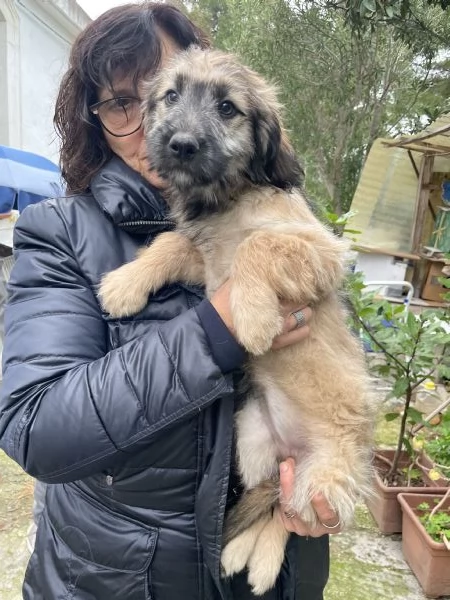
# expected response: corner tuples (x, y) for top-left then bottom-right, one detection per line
(218, 101), (237, 118)
(165, 90), (179, 104)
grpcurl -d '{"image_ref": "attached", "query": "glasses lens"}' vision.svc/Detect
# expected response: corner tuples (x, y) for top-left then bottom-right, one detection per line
(96, 98), (141, 136)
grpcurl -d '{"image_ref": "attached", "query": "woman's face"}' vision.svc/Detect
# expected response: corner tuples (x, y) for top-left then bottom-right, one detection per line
(97, 34), (180, 188)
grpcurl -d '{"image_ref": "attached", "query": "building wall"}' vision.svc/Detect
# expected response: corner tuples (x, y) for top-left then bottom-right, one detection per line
(0, 1), (20, 149)
(0, 14), (8, 144)
(0, 0), (90, 162)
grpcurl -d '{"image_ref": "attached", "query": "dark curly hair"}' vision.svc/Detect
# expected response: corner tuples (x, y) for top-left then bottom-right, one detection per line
(54, 2), (210, 193)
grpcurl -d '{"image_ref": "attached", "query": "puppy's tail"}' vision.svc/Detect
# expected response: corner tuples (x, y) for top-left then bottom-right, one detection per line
(223, 479), (279, 546)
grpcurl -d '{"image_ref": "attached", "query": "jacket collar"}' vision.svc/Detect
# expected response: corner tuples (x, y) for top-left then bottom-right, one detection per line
(90, 156), (172, 228)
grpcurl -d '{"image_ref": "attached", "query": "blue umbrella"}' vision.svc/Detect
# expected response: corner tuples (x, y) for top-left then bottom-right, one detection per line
(0, 145), (64, 213)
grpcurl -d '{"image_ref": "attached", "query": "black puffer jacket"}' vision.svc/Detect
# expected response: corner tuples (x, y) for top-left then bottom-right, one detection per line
(0, 157), (329, 600)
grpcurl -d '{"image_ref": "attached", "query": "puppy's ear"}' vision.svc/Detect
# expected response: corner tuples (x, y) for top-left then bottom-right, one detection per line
(247, 110), (305, 190)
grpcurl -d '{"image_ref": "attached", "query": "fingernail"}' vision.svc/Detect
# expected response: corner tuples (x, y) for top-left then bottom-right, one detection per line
(280, 462), (288, 473)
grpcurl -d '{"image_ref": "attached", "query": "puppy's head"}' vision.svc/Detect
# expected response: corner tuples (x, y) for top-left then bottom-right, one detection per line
(143, 48), (304, 212)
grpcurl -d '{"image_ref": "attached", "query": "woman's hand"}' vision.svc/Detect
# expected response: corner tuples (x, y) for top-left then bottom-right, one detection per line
(278, 458), (342, 537)
(272, 301), (311, 350)
(210, 280), (311, 350)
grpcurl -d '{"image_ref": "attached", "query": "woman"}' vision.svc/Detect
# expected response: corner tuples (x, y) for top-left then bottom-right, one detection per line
(0, 3), (338, 599)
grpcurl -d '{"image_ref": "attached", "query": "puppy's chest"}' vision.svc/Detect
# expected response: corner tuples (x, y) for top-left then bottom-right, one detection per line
(183, 221), (250, 296)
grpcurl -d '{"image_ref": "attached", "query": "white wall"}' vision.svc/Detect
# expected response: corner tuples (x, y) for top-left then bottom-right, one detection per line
(0, 13), (8, 144)
(18, 1), (71, 162)
(0, 0), (90, 162)
(0, 1), (21, 149)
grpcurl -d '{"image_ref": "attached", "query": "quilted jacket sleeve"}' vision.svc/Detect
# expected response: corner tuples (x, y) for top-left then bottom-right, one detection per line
(0, 202), (234, 482)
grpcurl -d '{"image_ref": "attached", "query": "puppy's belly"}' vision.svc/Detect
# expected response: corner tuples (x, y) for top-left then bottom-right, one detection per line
(257, 376), (311, 462)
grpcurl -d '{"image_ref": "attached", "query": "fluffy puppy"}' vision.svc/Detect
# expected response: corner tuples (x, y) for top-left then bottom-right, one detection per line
(99, 48), (375, 596)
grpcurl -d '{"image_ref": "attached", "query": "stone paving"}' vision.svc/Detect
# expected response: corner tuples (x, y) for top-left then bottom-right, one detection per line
(0, 450), (33, 600)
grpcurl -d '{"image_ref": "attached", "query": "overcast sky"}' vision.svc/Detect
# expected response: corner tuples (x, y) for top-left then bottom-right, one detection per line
(76, 0), (139, 19)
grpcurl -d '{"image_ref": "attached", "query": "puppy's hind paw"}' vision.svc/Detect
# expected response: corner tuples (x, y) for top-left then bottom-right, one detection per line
(247, 511), (288, 595)
(248, 563), (280, 597)
(221, 537), (253, 578)
(221, 518), (268, 578)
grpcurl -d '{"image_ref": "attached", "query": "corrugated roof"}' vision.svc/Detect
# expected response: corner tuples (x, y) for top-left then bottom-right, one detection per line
(385, 113), (450, 155)
(347, 125), (450, 254)
(345, 139), (420, 253)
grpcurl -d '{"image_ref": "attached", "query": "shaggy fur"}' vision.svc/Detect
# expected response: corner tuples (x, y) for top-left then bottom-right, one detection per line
(99, 48), (375, 595)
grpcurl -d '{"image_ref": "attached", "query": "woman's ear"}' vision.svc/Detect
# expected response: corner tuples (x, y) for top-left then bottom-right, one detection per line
(246, 109), (304, 190)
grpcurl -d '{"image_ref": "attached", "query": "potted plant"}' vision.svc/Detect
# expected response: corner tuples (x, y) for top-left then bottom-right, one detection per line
(417, 412), (450, 487)
(348, 274), (450, 533)
(398, 490), (450, 598)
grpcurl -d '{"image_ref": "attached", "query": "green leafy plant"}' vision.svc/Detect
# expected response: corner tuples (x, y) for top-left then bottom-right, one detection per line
(423, 413), (450, 479)
(324, 209), (360, 237)
(417, 492), (450, 544)
(331, 211), (450, 487)
(438, 259), (450, 305)
(349, 282), (450, 486)
(402, 466), (422, 484)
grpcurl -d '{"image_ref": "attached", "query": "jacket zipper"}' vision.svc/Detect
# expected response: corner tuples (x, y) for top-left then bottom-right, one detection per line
(119, 219), (176, 228)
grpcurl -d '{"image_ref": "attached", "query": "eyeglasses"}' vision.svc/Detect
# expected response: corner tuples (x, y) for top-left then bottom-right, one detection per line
(89, 96), (143, 137)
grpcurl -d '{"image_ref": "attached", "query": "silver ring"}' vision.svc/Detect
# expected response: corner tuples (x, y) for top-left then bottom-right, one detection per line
(292, 309), (306, 329)
(320, 518), (340, 530)
(284, 511), (296, 519)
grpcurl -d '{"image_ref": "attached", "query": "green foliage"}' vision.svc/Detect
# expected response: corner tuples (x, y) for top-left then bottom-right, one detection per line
(402, 465), (422, 482)
(347, 267), (450, 483)
(320, 1), (450, 55)
(353, 296), (450, 391)
(438, 255), (450, 304)
(424, 414), (450, 474)
(321, 0), (409, 25)
(418, 500), (450, 543)
(385, 412), (401, 422)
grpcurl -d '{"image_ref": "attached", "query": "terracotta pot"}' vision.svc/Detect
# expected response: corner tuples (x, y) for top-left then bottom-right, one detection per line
(366, 449), (448, 534)
(418, 452), (450, 488)
(398, 493), (450, 598)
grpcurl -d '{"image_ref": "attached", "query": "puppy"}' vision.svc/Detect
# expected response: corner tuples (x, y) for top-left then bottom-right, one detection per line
(99, 48), (374, 595)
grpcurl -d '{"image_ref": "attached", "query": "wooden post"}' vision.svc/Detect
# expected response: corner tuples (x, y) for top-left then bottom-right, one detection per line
(411, 155), (435, 296)
(411, 154), (434, 254)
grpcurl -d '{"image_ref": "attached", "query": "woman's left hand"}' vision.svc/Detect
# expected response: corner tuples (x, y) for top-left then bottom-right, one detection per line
(278, 458), (342, 537)
(271, 304), (312, 351)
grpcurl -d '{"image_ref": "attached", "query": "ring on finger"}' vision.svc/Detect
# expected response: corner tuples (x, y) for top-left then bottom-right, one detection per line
(320, 518), (340, 530)
(291, 309), (306, 329)
(284, 510), (297, 519)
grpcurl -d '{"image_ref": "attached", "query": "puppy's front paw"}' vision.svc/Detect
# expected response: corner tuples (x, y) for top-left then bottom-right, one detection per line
(233, 304), (283, 355)
(98, 264), (150, 317)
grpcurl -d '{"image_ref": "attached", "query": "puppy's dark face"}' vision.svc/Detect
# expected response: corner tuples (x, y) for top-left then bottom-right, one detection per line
(142, 49), (303, 216)
(144, 57), (254, 190)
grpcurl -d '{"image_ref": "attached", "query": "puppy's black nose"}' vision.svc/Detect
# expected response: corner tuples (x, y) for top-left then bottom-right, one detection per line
(169, 133), (199, 160)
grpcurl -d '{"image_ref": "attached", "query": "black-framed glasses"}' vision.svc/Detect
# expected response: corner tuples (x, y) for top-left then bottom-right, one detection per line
(89, 96), (143, 137)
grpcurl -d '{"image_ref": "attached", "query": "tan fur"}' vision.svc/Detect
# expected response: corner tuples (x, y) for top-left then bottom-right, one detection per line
(98, 48), (375, 595)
